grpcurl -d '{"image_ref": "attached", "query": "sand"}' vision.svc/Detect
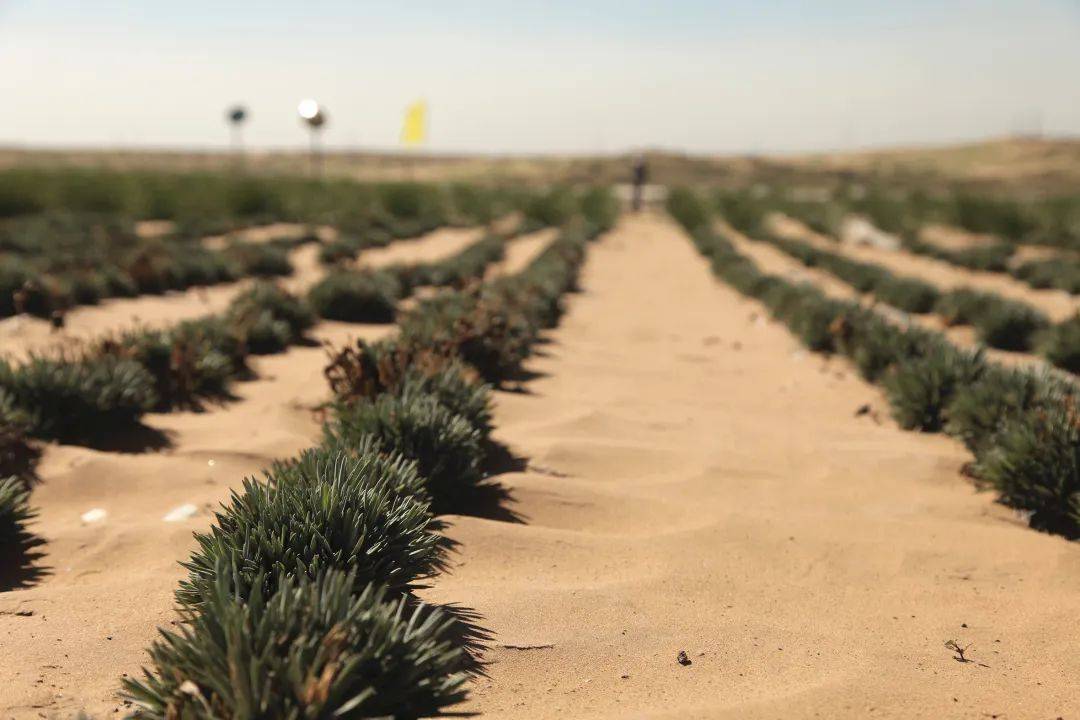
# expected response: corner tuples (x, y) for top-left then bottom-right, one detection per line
(4, 214), (1079, 718)
(420, 213), (1080, 718)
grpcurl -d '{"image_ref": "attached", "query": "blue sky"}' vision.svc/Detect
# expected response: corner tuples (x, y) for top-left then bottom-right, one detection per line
(1, 1), (1078, 154)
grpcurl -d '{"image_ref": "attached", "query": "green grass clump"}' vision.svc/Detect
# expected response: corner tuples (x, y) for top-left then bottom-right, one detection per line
(934, 288), (1048, 351)
(579, 187), (620, 232)
(0, 355), (157, 439)
(882, 344), (986, 432)
(124, 569), (468, 720)
(226, 281), (314, 353)
(100, 326), (234, 409)
(177, 452), (444, 608)
(666, 188), (713, 232)
(307, 270), (402, 323)
(976, 400), (1080, 537)
(0, 476), (35, 552)
(267, 440), (430, 503)
(325, 393), (484, 512)
(1013, 259), (1080, 293)
(397, 363), (493, 435)
(973, 301), (1049, 351)
(945, 366), (1066, 455)
(1037, 313), (1080, 373)
(871, 276), (940, 314)
(399, 234), (505, 290)
(223, 241), (293, 278)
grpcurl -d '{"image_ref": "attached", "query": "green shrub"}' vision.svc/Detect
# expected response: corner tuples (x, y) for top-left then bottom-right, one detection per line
(934, 288), (986, 326)
(524, 187), (576, 227)
(0, 392), (38, 480)
(666, 188), (712, 232)
(178, 455), (443, 608)
(579, 187), (619, 232)
(973, 301), (1048, 351)
(0, 355), (157, 439)
(1038, 314), (1080, 373)
(945, 366), (1066, 455)
(0, 476), (35, 551)
(883, 344), (986, 432)
(976, 401), (1080, 537)
(873, 276), (940, 314)
(267, 440), (430, 503)
(100, 326), (234, 409)
(397, 363), (493, 435)
(224, 242), (293, 278)
(224, 281), (313, 353)
(307, 270), (402, 322)
(125, 569), (468, 719)
(324, 393), (484, 512)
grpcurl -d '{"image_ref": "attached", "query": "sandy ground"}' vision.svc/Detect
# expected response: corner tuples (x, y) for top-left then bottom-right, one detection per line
(918, 224), (998, 252)
(0, 224), (531, 718)
(484, 228), (560, 280)
(5, 214), (1079, 718)
(771, 215), (1079, 323)
(357, 227), (487, 270)
(420, 213), (1080, 719)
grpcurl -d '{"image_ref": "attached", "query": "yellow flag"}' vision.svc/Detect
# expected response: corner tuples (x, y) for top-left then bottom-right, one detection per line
(401, 100), (427, 147)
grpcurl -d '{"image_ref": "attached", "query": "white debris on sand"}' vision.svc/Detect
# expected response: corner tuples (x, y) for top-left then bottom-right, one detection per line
(840, 216), (901, 251)
(80, 508), (107, 524)
(163, 504), (198, 522)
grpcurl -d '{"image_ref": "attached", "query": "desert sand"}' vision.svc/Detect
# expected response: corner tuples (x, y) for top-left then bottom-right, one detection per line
(3, 214), (1079, 718)
(422, 213), (1080, 718)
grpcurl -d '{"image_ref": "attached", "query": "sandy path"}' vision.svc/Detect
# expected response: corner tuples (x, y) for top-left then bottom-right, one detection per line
(358, 227), (488, 270)
(421, 213), (1080, 719)
(484, 228), (560, 280)
(772, 216), (1079, 323)
(0, 224), (498, 717)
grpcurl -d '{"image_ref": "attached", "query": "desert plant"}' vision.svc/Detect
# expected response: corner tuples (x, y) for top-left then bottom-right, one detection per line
(666, 188), (712, 232)
(0, 475), (35, 550)
(324, 393), (485, 512)
(267, 440), (430, 503)
(0, 355), (157, 439)
(945, 366), (1067, 456)
(1037, 313), (1080, 373)
(227, 281), (315, 339)
(976, 400), (1080, 537)
(124, 569), (468, 719)
(972, 301), (1048, 351)
(397, 363), (493, 435)
(307, 270), (402, 323)
(223, 241), (293, 277)
(99, 325), (234, 409)
(883, 344), (986, 432)
(868, 276), (940, 314)
(177, 454), (444, 608)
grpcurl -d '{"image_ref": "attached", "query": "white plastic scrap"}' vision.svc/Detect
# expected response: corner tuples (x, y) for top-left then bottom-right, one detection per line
(163, 504), (198, 522)
(80, 508), (107, 524)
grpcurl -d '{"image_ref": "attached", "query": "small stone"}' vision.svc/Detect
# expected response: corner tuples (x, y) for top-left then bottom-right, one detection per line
(676, 650), (692, 666)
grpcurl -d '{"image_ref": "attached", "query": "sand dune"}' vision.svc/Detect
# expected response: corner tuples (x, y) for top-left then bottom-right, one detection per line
(419, 213), (1080, 719)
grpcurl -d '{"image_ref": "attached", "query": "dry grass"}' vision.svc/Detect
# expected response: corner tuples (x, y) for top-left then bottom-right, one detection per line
(2, 136), (1077, 192)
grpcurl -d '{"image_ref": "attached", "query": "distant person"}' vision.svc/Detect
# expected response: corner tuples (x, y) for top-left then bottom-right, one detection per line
(631, 155), (648, 212)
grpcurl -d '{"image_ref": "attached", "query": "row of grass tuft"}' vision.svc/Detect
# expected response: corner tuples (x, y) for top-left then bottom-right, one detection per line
(669, 189), (1080, 540)
(121, 200), (612, 717)
(0, 281), (313, 442)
